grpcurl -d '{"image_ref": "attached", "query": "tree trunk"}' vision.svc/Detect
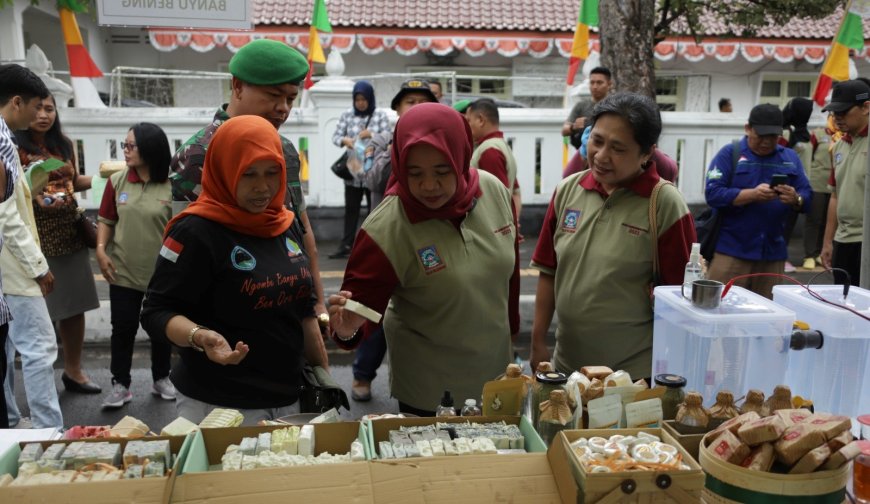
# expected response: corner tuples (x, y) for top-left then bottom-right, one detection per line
(599, 0), (656, 98)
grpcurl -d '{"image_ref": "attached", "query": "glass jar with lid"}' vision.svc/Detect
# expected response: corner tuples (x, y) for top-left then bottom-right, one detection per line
(531, 371), (568, 431)
(654, 374), (687, 421)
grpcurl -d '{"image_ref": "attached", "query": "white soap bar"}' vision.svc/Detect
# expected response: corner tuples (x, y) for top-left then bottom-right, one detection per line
(429, 439), (446, 456)
(417, 440), (434, 458)
(444, 440), (458, 456)
(454, 438), (471, 455)
(221, 451), (242, 471)
(378, 441), (394, 459)
(298, 425), (315, 456)
(350, 441), (366, 461)
(343, 299), (382, 323)
(477, 437), (497, 454)
(392, 443), (407, 459)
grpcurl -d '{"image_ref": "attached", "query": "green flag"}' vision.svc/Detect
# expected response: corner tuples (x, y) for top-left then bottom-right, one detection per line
(312, 0), (332, 33)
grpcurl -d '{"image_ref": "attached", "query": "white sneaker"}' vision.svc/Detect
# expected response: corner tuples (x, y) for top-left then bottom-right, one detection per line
(102, 383), (132, 409)
(152, 377), (177, 401)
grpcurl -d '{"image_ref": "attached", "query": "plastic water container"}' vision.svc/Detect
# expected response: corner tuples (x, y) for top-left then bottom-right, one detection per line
(773, 285), (870, 418)
(652, 285), (795, 406)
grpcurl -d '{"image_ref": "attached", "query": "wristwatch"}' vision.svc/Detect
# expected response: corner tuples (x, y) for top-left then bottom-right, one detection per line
(188, 325), (207, 352)
(795, 194), (804, 208)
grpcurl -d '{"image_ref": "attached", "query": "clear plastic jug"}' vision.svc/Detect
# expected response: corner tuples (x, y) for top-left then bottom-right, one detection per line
(652, 285), (795, 406)
(773, 285), (870, 418)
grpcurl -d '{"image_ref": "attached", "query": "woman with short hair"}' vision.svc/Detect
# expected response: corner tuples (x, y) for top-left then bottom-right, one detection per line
(530, 92), (696, 378)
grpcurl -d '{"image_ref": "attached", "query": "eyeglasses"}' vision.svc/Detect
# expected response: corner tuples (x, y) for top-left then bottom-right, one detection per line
(121, 142), (137, 151)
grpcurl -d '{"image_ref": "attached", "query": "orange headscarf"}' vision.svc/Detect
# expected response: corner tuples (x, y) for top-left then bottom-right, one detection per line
(164, 115), (295, 238)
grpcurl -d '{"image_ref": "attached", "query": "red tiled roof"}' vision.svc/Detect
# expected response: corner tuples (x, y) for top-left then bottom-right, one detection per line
(253, 1), (870, 39)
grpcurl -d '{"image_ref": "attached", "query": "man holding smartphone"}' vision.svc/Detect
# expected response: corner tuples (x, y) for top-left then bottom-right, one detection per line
(704, 103), (812, 298)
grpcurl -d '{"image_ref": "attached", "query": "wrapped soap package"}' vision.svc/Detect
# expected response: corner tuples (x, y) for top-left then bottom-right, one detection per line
(587, 394), (622, 429)
(774, 423), (827, 466)
(788, 444), (831, 474)
(737, 415), (786, 446)
(708, 429), (751, 464)
(740, 443), (775, 472)
(624, 398), (663, 428)
(711, 411), (761, 438)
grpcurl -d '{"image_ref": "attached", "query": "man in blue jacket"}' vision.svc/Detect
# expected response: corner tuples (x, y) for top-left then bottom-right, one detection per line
(705, 103), (812, 298)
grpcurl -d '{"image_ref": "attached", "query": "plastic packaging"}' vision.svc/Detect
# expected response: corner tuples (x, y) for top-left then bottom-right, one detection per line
(435, 390), (457, 417)
(682, 242), (704, 296)
(460, 399), (481, 416)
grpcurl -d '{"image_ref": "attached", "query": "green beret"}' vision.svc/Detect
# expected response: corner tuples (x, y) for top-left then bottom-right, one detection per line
(229, 39), (309, 86)
(453, 99), (472, 113)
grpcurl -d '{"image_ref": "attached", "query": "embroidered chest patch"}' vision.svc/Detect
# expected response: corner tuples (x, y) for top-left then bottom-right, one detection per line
(835, 152), (843, 165)
(231, 246), (257, 271)
(418, 245), (446, 274)
(561, 209), (582, 233)
(118, 192), (129, 205)
(286, 238), (302, 256)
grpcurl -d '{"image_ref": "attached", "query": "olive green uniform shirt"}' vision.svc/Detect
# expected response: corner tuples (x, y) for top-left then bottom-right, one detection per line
(831, 134), (868, 244)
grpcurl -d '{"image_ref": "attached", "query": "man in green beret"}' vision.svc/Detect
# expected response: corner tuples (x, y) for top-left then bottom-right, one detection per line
(170, 39), (328, 320)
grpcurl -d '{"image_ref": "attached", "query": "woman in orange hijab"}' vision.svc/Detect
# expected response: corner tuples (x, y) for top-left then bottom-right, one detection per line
(141, 115), (327, 425)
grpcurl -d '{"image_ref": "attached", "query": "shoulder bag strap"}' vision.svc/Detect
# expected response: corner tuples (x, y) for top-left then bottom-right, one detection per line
(648, 178), (671, 286)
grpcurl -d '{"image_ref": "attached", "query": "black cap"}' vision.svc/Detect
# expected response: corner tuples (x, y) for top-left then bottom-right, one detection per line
(821, 80), (870, 113)
(534, 371), (568, 384)
(440, 390), (454, 407)
(391, 79), (438, 110)
(748, 103), (784, 136)
(654, 374), (687, 388)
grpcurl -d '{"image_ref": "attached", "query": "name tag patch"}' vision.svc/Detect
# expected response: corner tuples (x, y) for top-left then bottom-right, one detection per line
(561, 209), (582, 233)
(418, 245), (446, 274)
(493, 224), (512, 236)
(621, 223), (648, 237)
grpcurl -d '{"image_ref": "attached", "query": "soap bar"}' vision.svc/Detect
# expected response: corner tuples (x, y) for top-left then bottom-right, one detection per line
(378, 441), (394, 459)
(298, 425), (315, 456)
(789, 444), (831, 474)
(257, 433), (272, 455)
(343, 299), (382, 323)
(161, 416), (198, 436)
(351, 441), (366, 461)
(738, 415), (786, 446)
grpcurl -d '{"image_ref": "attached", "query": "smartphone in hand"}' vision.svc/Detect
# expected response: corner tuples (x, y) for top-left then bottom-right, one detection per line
(770, 173), (788, 189)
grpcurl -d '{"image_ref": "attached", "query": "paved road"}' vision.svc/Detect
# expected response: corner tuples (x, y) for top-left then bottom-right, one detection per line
(7, 235), (832, 431)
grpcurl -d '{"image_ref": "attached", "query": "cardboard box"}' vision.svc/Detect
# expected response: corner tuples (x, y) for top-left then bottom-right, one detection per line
(662, 420), (705, 461)
(172, 422), (373, 503)
(0, 434), (192, 504)
(548, 428), (704, 503)
(367, 415), (561, 503)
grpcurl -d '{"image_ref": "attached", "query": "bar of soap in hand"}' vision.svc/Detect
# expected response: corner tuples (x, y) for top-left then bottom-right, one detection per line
(343, 299), (382, 323)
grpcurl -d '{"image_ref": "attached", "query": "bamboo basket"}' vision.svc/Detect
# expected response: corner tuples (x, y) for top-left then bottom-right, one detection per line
(698, 431), (851, 504)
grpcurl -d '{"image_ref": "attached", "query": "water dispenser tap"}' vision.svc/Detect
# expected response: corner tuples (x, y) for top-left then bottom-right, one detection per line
(789, 329), (824, 351)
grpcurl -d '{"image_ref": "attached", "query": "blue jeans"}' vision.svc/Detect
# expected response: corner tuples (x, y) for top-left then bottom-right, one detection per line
(4, 295), (63, 429)
(352, 327), (386, 382)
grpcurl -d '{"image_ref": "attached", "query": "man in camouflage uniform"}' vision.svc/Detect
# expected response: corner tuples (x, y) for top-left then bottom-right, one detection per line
(170, 40), (326, 317)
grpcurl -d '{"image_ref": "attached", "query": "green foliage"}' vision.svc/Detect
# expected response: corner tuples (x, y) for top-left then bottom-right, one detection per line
(0, 0), (90, 11)
(655, 0), (848, 42)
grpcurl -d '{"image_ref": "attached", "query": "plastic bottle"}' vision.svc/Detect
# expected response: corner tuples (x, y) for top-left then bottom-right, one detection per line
(461, 399), (481, 417)
(683, 242), (704, 296)
(435, 390), (456, 417)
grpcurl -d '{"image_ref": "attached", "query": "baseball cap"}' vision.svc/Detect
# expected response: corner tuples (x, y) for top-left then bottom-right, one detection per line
(390, 79), (438, 110)
(821, 80), (870, 113)
(748, 103), (784, 136)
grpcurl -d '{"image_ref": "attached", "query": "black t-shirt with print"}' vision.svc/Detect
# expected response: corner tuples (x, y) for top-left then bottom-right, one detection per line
(141, 215), (314, 408)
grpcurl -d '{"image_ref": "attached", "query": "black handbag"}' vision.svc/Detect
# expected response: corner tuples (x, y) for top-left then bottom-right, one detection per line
(696, 208), (722, 263)
(298, 365), (350, 413)
(696, 139), (739, 263)
(330, 151), (353, 181)
(77, 212), (98, 249)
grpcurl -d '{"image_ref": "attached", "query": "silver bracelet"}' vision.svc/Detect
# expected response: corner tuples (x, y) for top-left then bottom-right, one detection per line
(334, 328), (359, 342)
